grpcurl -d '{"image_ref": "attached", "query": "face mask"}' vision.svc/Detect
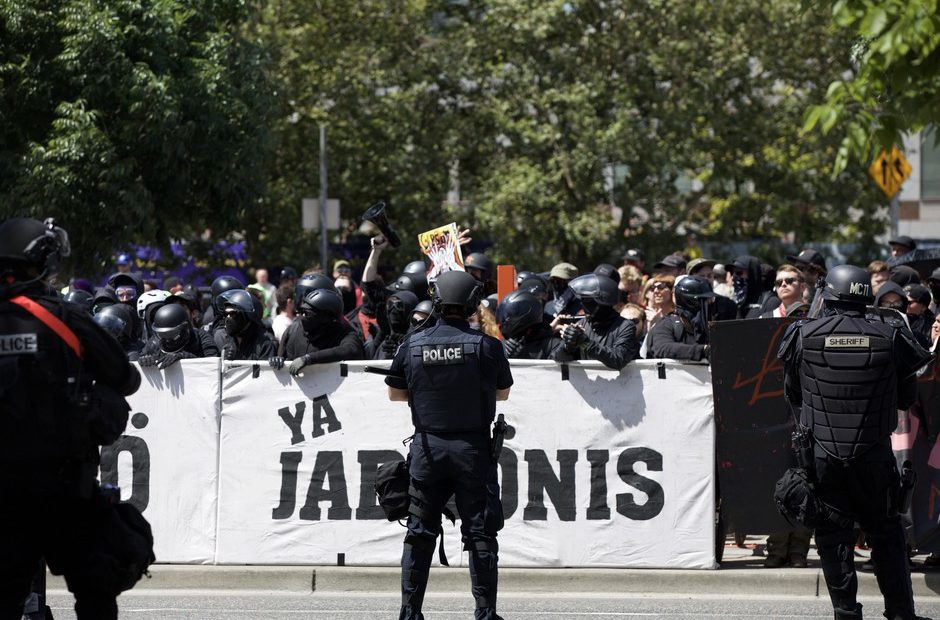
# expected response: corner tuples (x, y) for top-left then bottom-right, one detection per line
(552, 280), (568, 296)
(581, 298), (600, 317)
(301, 312), (335, 334)
(387, 305), (409, 334)
(732, 275), (748, 306)
(224, 312), (250, 336)
(340, 289), (357, 313)
(159, 326), (190, 353)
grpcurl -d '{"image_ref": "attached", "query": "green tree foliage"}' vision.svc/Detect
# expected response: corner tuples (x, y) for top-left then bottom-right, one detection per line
(804, 0), (940, 172)
(263, 0), (885, 271)
(0, 0), (276, 275)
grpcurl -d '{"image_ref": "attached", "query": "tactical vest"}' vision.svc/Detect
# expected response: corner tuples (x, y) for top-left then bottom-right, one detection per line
(0, 296), (85, 466)
(799, 314), (898, 460)
(405, 322), (490, 433)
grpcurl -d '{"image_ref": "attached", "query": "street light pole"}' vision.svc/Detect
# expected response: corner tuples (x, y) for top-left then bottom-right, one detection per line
(319, 124), (329, 273)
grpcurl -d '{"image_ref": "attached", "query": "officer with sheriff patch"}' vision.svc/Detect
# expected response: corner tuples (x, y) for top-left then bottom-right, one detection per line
(779, 264), (932, 620)
(385, 269), (513, 620)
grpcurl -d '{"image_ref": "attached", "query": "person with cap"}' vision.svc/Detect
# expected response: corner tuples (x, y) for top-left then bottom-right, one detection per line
(926, 267), (940, 315)
(0, 217), (147, 619)
(547, 262), (582, 318)
(279, 266), (298, 290)
(115, 252), (133, 274)
(904, 284), (935, 348)
(889, 235), (917, 258)
(778, 264), (932, 620)
(687, 258), (715, 280)
(385, 269), (513, 620)
(622, 248), (646, 272)
(652, 254), (686, 277)
(890, 265), (921, 288)
(551, 273), (639, 370)
(645, 275), (713, 361)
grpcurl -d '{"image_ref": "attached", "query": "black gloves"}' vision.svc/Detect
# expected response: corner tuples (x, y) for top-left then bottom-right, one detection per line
(289, 355), (310, 376)
(268, 356), (285, 370)
(503, 337), (523, 358)
(158, 350), (195, 370)
(562, 324), (586, 350)
(138, 354), (159, 367)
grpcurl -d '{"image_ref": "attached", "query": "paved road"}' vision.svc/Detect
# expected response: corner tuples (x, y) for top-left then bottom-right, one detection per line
(46, 591), (940, 619)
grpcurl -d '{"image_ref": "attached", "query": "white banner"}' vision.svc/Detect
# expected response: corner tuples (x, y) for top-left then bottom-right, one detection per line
(99, 358), (221, 564)
(215, 360), (715, 568)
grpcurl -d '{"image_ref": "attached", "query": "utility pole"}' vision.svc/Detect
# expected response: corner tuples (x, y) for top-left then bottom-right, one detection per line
(319, 124), (329, 272)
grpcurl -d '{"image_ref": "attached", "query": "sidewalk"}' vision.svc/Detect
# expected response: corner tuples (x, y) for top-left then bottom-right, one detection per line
(47, 537), (940, 598)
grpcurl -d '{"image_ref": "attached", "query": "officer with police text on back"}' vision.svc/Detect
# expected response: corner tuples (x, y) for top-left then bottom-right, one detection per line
(0, 218), (143, 620)
(386, 270), (513, 620)
(779, 265), (932, 620)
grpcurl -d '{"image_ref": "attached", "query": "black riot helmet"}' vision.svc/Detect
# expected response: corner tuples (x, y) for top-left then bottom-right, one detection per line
(394, 272), (430, 301)
(822, 264), (873, 307)
(294, 273), (335, 306)
(220, 288), (260, 336)
(464, 253), (494, 282)
(568, 273), (619, 307)
(94, 302), (135, 344)
(496, 290), (543, 339)
(674, 275), (716, 313)
(518, 274), (550, 300)
(403, 260), (427, 275)
(0, 217), (70, 278)
(210, 275), (244, 315)
(63, 289), (94, 314)
(152, 303), (193, 352)
(516, 270), (536, 285)
(301, 288), (344, 318)
(433, 270), (483, 318)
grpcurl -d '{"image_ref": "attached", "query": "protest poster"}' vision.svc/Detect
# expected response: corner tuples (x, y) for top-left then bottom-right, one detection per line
(418, 223), (464, 281)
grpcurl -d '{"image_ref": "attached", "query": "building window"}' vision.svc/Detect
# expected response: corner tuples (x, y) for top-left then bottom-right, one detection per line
(922, 127), (940, 199)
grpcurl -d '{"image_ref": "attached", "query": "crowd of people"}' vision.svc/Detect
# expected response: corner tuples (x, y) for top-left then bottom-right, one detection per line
(56, 231), (939, 381)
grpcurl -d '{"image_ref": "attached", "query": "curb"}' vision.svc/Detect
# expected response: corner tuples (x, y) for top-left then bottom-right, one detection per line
(47, 565), (940, 598)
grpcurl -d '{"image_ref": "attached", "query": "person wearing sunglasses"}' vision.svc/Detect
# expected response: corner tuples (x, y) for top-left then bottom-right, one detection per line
(759, 265), (806, 318)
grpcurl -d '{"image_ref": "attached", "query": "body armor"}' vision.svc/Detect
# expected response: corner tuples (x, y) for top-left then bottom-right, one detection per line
(404, 322), (490, 433)
(798, 314), (897, 460)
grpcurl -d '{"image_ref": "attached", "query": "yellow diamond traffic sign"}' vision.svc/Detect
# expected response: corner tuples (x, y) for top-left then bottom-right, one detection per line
(868, 146), (912, 199)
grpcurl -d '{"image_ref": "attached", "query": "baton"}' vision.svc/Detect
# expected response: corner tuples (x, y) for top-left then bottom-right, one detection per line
(363, 366), (405, 378)
(491, 414), (507, 464)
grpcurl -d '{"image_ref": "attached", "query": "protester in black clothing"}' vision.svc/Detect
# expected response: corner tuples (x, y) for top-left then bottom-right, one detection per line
(728, 256), (774, 318)
(551, 273), (639, 370)
(217, 289), (276, 361)
(646, 275), (713, 361)
(366, 290), (418, 360)
(271, 287), (364, 375)
(93, 302), (144, 361)
(497, 290), (561, 359)
(904, 284), (935, 348)
(0, 217), (144, 620)
(139, 303), (219, 368)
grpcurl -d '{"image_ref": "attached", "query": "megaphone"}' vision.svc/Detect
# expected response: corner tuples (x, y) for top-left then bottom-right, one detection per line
(361, 201), (402, 248)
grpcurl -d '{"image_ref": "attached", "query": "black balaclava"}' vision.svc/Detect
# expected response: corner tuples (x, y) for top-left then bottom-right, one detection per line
(224, 311), (252, 337)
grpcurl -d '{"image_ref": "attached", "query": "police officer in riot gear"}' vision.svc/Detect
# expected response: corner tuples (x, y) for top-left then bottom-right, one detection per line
(386, 269), (513, 620)
(779, 264), (932, 620)
(139, 303), (219, 368)
(0, 217), (142, 620)
(63, 289), (94, 315)
(271, 286), (363, 374)
(497, 290), (561, 359)
(551, 273), (639, 369)
(646, 275), (714, 361)
(217, 289), (276, 361)
(410, 300), (436, 331)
